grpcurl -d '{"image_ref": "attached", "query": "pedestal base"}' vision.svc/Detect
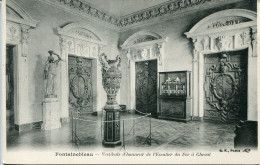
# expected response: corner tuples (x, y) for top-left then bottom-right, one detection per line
(103, 105), (121, 146)
(41, 98), (61, 130)
(102, 140), (121, 146)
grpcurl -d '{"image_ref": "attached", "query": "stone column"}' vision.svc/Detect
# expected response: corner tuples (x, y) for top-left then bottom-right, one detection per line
(192, 38), (201, 117)
(100, 54), (122, 146)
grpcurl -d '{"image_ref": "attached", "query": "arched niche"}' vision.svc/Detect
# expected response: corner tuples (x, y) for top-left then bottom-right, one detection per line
(185, 9), (257, 121)
(121, 30), (168, 110)
(57, 22), (106, 120)
(6, 0), (37, 129)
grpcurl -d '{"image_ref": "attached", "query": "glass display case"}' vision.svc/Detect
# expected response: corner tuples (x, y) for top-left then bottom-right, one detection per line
(158, 71), (191, 122)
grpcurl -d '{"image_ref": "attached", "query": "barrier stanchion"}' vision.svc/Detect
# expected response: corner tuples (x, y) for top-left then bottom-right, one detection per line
(133, 110), (135, 136)
(71, 111), (73, 143)
(74, 113), (77, 145)
(120, 120), (125, 151)
(150, 113), (151, 145)
(101, 109), (103, 137)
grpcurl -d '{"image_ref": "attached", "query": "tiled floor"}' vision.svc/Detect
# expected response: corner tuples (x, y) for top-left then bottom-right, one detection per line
(6, 112), (236, 152)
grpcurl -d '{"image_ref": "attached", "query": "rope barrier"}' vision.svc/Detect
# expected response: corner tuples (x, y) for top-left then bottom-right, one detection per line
(134, 109), (150, 115)
(72, 113), (151, 123)
(71, 109), (152, 149)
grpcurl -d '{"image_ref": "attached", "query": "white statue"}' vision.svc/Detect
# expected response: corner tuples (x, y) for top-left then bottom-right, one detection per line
(44, 51), (61, 98)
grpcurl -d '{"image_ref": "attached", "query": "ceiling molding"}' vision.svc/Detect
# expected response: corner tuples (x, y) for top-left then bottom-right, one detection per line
(119, 0), (214, 27)
(119, 0), (244, 32)
(39, 0), (121, 31)
(39, 0), (245, 31)
(56, 0), (120, 25)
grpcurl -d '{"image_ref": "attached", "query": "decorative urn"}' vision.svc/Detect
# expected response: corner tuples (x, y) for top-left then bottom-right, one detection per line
(100, 53), (122, 146)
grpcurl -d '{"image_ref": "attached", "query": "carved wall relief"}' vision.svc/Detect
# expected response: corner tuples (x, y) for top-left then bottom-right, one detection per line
(6, 22), (35, 57)
(59, 35), (102, 59)
(192, 38), (203, 62)
(124, 43), (163, 67)
(250, 27), (257, 57)
(90, 43), (99, 57)
(59, 35), (67, 49)
(21, 25), (31, 57)
(234, 31), (250, 47)
(215, 36), (233, 51)
(191, 30), (255, 57)
(7, 23), (21, 43)
(207, 18), (250, 29)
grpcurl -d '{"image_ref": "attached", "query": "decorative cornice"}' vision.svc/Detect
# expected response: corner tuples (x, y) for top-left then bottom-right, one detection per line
(56, 0), (120, 26)
(55, 0), (214, 27)
(119, 0), (213, 27)
(40, 0), (245, 29)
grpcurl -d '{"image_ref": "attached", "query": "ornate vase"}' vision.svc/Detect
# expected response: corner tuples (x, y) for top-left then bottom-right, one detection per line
(100, 54), (122, 146)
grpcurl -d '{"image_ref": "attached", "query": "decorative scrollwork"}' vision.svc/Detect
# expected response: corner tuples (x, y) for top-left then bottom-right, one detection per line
(211, 73), (236, 100)
(69, 57), (92, 111)
(205, 53), (244, 122)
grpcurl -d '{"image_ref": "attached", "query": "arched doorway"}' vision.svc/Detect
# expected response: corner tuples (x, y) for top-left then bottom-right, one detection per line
(121, 30), (168, 115)
(185, 9), (257, 122)
(6, 0), (37, 131)
(57, 22), (106, 120)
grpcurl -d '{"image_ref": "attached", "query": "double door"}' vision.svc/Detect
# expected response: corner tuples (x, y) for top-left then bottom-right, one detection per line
(135, 60), (157, 116)
(68, 56), (93, 113)
(204, 50), (248, 122)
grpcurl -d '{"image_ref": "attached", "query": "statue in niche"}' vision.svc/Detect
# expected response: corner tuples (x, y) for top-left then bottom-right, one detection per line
(44, 51), (61, 98)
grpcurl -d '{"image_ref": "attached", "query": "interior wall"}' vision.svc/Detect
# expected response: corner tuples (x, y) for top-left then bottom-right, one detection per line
(118, 1), (257, 113)
(13, 0), (120, 125)
(9, 0), (257, 125)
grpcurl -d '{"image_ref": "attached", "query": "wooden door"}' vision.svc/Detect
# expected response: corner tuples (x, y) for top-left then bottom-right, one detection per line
(135, 60), (157, 116)
(68, 56), (93, 113)
(6, 45), (14, 130)
(204, 50), (248, 122)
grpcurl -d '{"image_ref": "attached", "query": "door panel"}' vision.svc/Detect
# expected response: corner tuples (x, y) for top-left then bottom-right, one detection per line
(204, 50), (248, 122)
(69, 56), (93, 113)
(135, 60), (157, 116)
(6, 46), (14, 129)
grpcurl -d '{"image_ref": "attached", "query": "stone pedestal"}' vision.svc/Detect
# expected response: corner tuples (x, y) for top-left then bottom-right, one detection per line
(103, 105), (121, 146)
(41, 98), (61, 130)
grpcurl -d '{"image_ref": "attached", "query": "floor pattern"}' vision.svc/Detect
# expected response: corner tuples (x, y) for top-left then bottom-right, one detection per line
(6, 112), (236, 152)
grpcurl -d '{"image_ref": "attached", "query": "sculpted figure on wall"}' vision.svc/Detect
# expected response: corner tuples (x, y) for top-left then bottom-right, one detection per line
(44, 51), (61, 98)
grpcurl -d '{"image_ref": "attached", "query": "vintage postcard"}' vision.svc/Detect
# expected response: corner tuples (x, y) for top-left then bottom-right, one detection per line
(1, 0), (260, 164)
